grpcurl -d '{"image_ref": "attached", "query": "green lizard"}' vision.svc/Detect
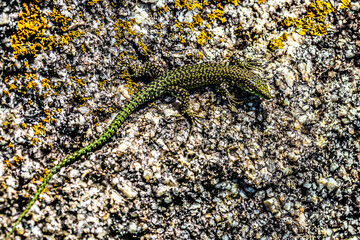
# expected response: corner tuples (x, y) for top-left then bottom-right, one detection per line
(5, 56), (271, 239)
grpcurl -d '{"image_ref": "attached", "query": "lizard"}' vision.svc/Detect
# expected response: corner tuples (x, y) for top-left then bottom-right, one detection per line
(5, 55), (271, 239)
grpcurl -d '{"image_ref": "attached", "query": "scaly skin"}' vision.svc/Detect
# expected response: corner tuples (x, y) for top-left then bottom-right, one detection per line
(5, 57), (271, 239)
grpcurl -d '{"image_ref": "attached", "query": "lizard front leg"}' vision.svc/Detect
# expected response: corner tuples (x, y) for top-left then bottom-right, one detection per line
(229, 55), (262, 71)
(219, 82), (241, 112)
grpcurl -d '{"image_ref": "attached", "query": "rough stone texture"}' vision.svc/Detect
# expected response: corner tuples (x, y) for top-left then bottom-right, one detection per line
(0, 0), (359, 239)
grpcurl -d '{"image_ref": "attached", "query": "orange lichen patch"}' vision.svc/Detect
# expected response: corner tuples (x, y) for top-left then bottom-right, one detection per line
(8, 142), (15, 150)
(174, 0), (242, 11)
(137, 36), (149, 55)
(3, 90), (10, 96)
(269, 0), (338, 51)
(113, 19), (136, 47)
(157, 6), (170, 14)
(69, 76), (87, 87)
(32, 122), (47, 136)
(66, 63), (71, 70)
(280, 0), (336, 36)
(196, 29), (213, 46)
(30, 168), (49, 193)
(113, 18), (150, 57)
(174, 20), (184, 32)
(153, 22), (163, 36)
(230, 0), (241, 6)
(10, 3), (48, 59)
(56, 29), (84, 48)
(87, 0), (103, 6)
(12, 155), (24, 164)
(74, 91), (92, 106)
(124, 78), (140, 96)
(10, 3), (84, 60)
(30, 137), (40, 146)
(207, 5), (226, 24)
(171, 1), (239, 45)
(268, 32), (288, 51)
(340, 0), (349, 9)
(98, 80), (108, 89)
(9, 83), (17, 90)
(175, 0), (204, 11)
(4, 69), (38, 96)
(41, 78), (52, 89)
(3, 159), (12, 167)
(81, 42), (88, 53)
(235, 21), (243, 34)
(305, 0), (335, 21)
(94, 28), (100, 37)
(24, 61), (30, 68)
(192, 13), (203, 27)
(153, 23), (162, 30)
(25, 80), (38, 89)
(2, 121), (9, 127)
(49, 7), (71, 32)
(31, 109), (60, 137)
(42, 168), (49, 177)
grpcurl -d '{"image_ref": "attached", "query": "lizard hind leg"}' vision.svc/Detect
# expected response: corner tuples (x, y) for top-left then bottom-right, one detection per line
(120, 62), (164, 80)
(166, 85), (207, 136)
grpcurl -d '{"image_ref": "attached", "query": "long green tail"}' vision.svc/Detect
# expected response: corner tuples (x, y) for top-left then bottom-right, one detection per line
(5, 89), (156, 239)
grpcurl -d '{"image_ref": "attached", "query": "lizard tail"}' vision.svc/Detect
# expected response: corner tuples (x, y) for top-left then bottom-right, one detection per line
(5, 89), (155, 239)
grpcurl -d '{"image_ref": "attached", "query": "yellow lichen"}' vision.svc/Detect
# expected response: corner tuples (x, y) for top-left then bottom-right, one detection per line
(3, 90), (9, 96)
(280, 0), (336, 37)
(81, 42), (87, 53)
(8, 142), (15, 150)
(12, 155), (24, 164)
(70, 76), (86, 87)
(196, 29), (213, 46)
(175, 0), (204, 11)
(10, 3), (48, 59)
(124, 78), (140, 96)
(113, 19), (136, 48)
(41, 78), (52, 89)
(170, 1), (240, 45)
(87, 0), (103, 6)
(49, 7), (71, 32)
(178, 33), (186, 43)
(32, 123), (47, 136)
(207, 5), (226, 24)
(10, 3), (84, 60)
(340, 0), (349, 9)
(4, 159), (12, 167)
(192, 13), (203, 27)
(268, 32), (288, 51)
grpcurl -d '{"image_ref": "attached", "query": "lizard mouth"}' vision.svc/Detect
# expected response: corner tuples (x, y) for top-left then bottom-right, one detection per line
(257, 88), (272, 99)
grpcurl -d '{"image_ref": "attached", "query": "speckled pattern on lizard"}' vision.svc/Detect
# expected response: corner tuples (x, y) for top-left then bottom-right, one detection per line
(5, 56), (271, 239)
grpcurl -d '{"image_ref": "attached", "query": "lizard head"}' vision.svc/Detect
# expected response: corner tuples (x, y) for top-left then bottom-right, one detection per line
(234, 72), (271, 99)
